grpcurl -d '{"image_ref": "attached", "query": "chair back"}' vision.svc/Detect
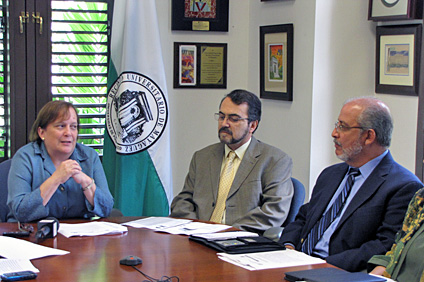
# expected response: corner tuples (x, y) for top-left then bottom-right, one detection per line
(282, 177), (305, 227)
(0, 159), (12, 222)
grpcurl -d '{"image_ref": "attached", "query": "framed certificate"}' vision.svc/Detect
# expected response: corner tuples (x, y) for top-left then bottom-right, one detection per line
(174, 42), (227, 89)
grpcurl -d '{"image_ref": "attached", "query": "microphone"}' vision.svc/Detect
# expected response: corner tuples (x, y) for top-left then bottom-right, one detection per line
(35, 217), (59, 239)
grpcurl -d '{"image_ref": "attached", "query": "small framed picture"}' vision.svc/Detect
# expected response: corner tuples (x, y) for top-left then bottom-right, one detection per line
(368, 0), (422, 21)
(260, 24), (293, 101)
(171, 0), (229, 32)
(375, 24), (422, 96)
(173, 42), (227, 89)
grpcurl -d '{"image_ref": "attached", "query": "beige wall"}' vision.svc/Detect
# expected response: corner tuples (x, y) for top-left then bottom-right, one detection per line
(152, 0), (419, 199)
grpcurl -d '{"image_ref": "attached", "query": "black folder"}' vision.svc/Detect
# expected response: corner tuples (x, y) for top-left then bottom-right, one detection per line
(284, 267), (387, 282)
(189, 235), (285, 254)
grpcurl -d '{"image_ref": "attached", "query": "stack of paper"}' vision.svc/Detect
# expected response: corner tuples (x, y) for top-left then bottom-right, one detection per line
(122, 217), (231, 235)
(218, 249), (325, 271)
(58, 222), (128, 238)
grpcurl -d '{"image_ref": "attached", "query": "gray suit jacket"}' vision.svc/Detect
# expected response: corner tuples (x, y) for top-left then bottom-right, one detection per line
(170, 136), (294, 232)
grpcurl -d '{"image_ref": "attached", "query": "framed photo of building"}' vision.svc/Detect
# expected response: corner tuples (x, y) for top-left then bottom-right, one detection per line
(368, 0), (422, 21)
(171, 0), (229, 32)
(173, 42), (227, 88)
(260, 24), (293, 101)
(375, 24), (422, 96)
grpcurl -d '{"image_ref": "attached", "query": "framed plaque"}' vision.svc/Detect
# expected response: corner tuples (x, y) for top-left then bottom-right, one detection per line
(375, 24), (421, 96)
(260, 24), (294, 101)
(171, 0), (229, 32)
(174, 42), (227, 89)
(368, 0), (422, 21)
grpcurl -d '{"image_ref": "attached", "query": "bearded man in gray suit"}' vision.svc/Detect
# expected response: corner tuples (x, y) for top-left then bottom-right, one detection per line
(170, 89), (294, 233)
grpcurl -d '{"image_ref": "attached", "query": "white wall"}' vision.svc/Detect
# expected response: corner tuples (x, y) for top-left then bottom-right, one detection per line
(153, 0), (419, 200)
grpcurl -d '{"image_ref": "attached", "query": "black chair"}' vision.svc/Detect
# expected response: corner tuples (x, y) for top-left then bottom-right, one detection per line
(263, 177), (305, 241)
(0, 159), (12, 222)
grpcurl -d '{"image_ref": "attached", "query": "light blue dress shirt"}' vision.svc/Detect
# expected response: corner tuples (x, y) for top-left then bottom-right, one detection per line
(7, 142), (114, 222)
(313, 150), (389, 257)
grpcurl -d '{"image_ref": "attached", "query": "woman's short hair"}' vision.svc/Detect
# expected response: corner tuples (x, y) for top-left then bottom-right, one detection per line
(29, 100), (79, 143)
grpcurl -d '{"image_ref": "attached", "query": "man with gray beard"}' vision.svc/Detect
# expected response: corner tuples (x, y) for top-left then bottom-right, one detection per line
(279, 97), (423, 272)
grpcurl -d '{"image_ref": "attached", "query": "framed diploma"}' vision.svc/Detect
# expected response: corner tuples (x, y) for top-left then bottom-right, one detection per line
(260, 24), (294, 101)
(173, 42), (227, 89)
(171, 0), (229, 32)
(375, 24), (421, 96)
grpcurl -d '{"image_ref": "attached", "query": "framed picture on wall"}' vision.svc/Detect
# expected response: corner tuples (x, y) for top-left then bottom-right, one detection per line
(171, 0), (229, 32)
(260, 24), (293, 101)
(173, 42), (227, 89)
(375, 24), (422, 96)
(368, 0), (422, 21)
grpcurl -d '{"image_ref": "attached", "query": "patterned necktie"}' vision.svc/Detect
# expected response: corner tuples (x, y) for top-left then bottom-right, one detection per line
(301, 167), (361, 255)
(210, 151), (237, 223)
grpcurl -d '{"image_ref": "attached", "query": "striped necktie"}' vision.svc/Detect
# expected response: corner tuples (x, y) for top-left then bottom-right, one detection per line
(210, 151), (237, 223)
(301, 167), (361, 255)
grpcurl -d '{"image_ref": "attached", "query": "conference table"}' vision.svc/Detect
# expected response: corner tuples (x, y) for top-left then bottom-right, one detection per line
(0, 217), (335, 281)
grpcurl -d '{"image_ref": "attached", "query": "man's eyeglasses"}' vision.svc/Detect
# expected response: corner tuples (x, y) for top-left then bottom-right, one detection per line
(214, 113), (249, 123)
(334, 121), (366, 133)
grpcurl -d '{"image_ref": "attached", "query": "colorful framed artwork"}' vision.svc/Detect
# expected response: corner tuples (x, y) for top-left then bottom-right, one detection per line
(368, 0), (422, 21)
(171, 0), (229, 32)
(174, 42), (227, 88)
(375, 24), (422, 96)
(260, 24), (293, 101)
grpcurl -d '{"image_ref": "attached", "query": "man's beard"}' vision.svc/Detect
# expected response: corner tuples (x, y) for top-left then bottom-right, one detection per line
(334, 138), (363, 162)
(219, 127), (249, 145)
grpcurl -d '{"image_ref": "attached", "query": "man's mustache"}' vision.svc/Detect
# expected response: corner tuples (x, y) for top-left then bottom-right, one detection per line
(219, 127), (232, 135)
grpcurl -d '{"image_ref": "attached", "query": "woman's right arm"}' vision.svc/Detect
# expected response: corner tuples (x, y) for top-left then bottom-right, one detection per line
(7, 148), (48, 222)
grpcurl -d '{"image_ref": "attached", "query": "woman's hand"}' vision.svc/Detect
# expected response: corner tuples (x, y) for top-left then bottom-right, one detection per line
(40, 160), (81, 205)
(370, 266), (386, 276)
(72, 170), (96, 206)
(54, 160), (82, 184)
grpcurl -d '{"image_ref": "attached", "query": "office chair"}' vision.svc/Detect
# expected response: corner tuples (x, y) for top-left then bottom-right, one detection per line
(0, 159), (12, 222)
(263, 177), (305, 241)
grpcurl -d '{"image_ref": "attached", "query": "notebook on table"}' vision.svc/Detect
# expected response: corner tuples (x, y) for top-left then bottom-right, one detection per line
(284, 267), (387, 282)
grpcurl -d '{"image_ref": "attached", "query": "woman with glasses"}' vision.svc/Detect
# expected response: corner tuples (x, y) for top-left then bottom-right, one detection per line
(7, 101), (113, 222)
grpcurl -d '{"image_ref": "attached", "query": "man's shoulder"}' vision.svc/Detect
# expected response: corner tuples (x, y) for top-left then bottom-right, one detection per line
(253, 138), (290, 158)
(385, 159), (422, 184)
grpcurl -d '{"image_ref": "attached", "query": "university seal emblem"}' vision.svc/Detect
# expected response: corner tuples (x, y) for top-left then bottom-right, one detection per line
(106, 72), (168, 154)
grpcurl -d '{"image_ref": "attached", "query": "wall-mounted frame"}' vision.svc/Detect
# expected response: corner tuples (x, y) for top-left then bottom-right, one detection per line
(173, 42), (227, 89)
(375, 24), (421, 96)
(368, 0), (422, 21)
(260, 24), (293, 101)
(171, 0), (229, 32)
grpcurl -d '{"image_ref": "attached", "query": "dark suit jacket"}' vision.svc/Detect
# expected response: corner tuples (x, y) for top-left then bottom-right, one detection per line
(280, 151), (423, 271)
(170, 136), (294, 232)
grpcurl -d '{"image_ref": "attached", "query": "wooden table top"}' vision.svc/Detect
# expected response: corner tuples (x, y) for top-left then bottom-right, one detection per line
(0, 217), (333, 281)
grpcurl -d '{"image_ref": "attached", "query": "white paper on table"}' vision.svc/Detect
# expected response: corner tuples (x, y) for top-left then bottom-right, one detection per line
(0, 236), (69, 260)
(122, 217), (192, 230)
(58, 222), (128, 238)
(0, 259), (39, 275)
(191, 231), (259, 240)
(218, 249), (326, 271)
(163, 221), (231, 235)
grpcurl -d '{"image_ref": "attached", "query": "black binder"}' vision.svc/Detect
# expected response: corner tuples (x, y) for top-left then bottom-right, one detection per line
(189, 235), (286, 254)
(284, 267), (387, 282)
